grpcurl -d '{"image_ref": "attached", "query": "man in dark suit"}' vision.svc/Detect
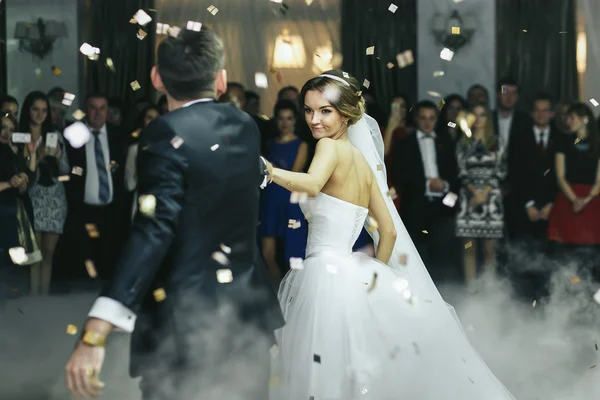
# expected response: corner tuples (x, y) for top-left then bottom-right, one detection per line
(391, 100), (462, 283)
(492, 77), (536, 240)
(511, 94), (559, 301)
(56, 93), (127, 283)
(65, 28), (283, 400)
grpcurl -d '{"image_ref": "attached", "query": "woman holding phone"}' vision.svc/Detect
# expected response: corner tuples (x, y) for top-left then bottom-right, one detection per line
(19, 91), (69, 295)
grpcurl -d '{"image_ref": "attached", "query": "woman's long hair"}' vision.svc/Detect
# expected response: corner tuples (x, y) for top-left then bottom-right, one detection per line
(457, 102), (496, 151)
(569, 102), (599, 157)
(18, 91), (53, 140)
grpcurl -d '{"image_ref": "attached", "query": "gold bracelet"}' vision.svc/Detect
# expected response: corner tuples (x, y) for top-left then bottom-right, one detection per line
(81, 330), (107, 347)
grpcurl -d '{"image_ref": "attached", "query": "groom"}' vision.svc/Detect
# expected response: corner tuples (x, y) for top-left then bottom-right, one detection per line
(65, 28), (284, 399)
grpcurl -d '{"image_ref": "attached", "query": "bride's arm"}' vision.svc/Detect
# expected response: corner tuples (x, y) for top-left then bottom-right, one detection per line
(271, 138), (338, 197)
(368, 176), (397, 264)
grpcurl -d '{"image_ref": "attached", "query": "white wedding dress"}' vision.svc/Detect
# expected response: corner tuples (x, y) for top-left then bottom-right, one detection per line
(270, 115), (515, 400)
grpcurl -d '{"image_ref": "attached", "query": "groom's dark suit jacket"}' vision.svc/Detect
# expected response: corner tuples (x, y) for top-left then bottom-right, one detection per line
(98, 100), (284, 377)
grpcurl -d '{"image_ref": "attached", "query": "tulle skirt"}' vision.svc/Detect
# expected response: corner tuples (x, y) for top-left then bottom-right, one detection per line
(270, 250), (514, 400)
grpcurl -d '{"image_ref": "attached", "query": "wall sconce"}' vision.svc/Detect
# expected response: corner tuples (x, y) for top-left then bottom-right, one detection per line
(431, 10), (476, 52)
(273, 29), (306, 69)
(14, 18), (67, 60)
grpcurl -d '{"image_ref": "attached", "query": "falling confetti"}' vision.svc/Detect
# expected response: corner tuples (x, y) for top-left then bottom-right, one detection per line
(212, 252), (229, 265)
(437, 99), (446, 110)
(130, 80), (141, 91)
(171, 136), (184, 149)
(290, 191), (308, 204)
(452, 26), (461, 34)
(313, 354), (321, 363)
(156, 23), (170, 35)
(464, 241), (473, 249)
(186, 21), (202, 31)
(61, 93), (75, 106)
(153, 288), (166, 302)
(590, 99), (599, 107)
(366, 46), (375, 56)
(137, 29), (147, 40)
(216, 268), (233, 283)
(133, 9), (152, 26)
(447, 121), (457, 128)
(367, 272), (378, 292)
(71, 109), (86, 121)
(220, 243), (232, 254)
(8, 247), (28, 265)
(52, 66), (62, 75)
(64, 122), (91, 148)
(207, 5), (219, 15)
(422, 230), (429, 234)
(255, 72), (268, 89)
(289, 257), (304, 270)
(66, 324), (78, 335)
(570, 277), (581, 284)
(433, 71), (445, 77)
(442, 192), (458, 207)
(532, 300), (537, 308)
(388, 3), (398, 13)
(288, 219), (301, 229)
(393, 277), (409, 293)
(367, 216), (379, 233)
(85, 259), (98, 278)
(363, 79), (370, 89)
(210, 144), (219, 151)
(139, 194), (156, 216)
(85, 223), (100, 238)
(58, 175), (70, 182)
(387, 187), (398, 200)
(377, 164), (384, 171)
(386, 62), (394, 69)
(168, 26), (181, 37)
(396, 50), (414, 68)
(440, 47), (454, 61)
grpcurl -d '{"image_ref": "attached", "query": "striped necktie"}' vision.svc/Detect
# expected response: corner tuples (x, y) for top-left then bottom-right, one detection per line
(92, 130), (110, 203)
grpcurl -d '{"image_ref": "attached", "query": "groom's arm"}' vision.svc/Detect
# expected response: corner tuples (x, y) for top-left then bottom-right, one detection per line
(85, 118), (188, 335)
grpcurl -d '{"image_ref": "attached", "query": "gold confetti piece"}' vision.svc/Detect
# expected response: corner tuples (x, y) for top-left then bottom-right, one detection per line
(367, 272), (378, 293)
(168, 26), (181, 37)
(139, 194), (156, 216)
(366, 46), (375, 55)
(186, 20), (202, 32)
(72, 109), (86, 120)
(131, 129), (141, 138)
(130, 80), (141, 91)
(129, 18), (137, 24)
(387, 187), (398, 200)
(66, 324), (78, 335)
(216, 268), (233, 283)
(464, 241), (473, 249)
(133, 9), (152, 26)
(207, 5), (219, 15)
(289, 257), (304, 270)
(269, 67), (277, 75)
(212, 252), (229, 265)
(428, 91), (442, 98)
(590, 98), (599, 107)
(137, 29), (147, 40)
(210, 144), (219, 151)
(367, 216), (379, 233)
(452, 26), (460, 34)
(85, 223), (100, 238)
(306, 0), (313, 5)
(286, 181), (296, 188)
(574, 137), (581, 144)
(220, 243), (232, 254)
(422, 230), (429, 234)
(433, 71), (445, 77)
(58, 175), (70, 182)
(290, 191), (308, 204)
(570, 277), (581, 284)
(388, 3), (398, 13)
(362, 79), (370, 89)
(532, 300), (537, 308)
(342, 72), (349, 79)
(8, 247), (28, 265)
(52, 66), (62, 75)
(522, 29), (528, 33)
(437, 99), (446, 110)
(259, 114), (270, 121)
(288, 219), (301, 229)
(153, 288), (166, 302)
(398, 253), (408, 265)
(386, 62), (394, 69)
(171, 136), (184, 149)
(85, 259), (97, 278)
(71, 166), (84, 176)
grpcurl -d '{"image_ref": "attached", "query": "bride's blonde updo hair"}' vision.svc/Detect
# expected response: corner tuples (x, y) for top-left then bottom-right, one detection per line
(300, 69), (366, 126)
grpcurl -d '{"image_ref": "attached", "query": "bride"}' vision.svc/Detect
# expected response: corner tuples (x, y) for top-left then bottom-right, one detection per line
(263, 70), (515, 399)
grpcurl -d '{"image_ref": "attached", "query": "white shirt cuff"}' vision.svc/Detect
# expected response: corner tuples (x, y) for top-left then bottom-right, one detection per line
(525, 200), (535, 209)
(88, 296), (137, 333)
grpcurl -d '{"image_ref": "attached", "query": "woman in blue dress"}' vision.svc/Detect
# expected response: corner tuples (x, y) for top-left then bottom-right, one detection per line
(260, 99), (308, 282)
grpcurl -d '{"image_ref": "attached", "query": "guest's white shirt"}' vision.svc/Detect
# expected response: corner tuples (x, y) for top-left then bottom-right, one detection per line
(84, 123), (114, 205)
(533, 125), (550, 149)
(498, 112), (513, 150)
(417, 130), (448, 197)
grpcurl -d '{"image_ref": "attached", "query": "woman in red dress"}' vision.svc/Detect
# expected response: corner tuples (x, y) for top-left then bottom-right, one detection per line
(548, 103), (600, 280)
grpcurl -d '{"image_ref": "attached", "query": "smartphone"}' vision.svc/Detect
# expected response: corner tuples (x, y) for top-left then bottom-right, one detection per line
(45, 133), (59, 148)
(391, 102), (401, 116)
(12, 132), (31, 144)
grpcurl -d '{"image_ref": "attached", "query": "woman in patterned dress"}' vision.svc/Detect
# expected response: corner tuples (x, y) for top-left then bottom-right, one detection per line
(455, 103), (507, 286)
(19, 91), (69, 295)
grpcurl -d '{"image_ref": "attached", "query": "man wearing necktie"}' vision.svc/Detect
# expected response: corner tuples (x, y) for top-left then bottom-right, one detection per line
(57, 93), (127, 284)
(511, 93), (559, 302)
(391, 100), (462, 284)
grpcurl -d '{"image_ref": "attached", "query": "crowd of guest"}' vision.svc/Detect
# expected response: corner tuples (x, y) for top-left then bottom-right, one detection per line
(1, 75), (600, 307)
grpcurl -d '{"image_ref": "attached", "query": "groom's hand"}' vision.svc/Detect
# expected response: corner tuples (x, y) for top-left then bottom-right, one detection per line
(65, 341), (106, 398)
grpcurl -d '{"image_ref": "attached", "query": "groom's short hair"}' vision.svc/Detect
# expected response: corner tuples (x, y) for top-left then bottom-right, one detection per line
(157, 27), (225, 100)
